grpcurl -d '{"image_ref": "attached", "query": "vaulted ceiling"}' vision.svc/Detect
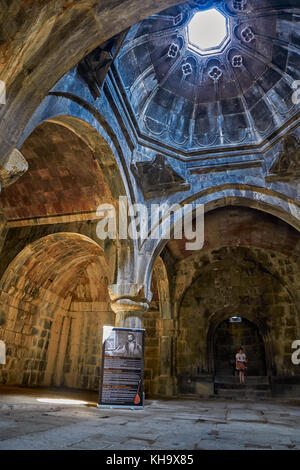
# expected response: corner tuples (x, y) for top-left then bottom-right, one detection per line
(115, 0), (300, 153)
(0, 122), (111, 220)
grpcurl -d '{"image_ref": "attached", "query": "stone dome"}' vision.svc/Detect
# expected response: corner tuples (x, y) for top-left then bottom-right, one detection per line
(115, 0), (300, 154)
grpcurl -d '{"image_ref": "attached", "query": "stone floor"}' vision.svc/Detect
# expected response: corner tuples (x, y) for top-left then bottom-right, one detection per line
(0, 385), (299, 450)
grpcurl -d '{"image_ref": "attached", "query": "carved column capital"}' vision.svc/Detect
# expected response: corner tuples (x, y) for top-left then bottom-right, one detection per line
(0, 149), (28, 189)
(108, 283), (149, 328)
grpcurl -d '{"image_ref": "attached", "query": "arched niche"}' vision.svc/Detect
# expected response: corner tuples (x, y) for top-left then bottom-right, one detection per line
(210, 314), (267, 377)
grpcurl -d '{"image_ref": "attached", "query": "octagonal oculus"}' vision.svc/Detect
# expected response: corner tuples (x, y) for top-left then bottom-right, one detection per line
(187, 9), (229, 54)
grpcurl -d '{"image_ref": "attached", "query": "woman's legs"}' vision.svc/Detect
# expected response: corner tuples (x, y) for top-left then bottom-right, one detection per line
(237, 362), (246, 383)
(239, 369), (245, 384)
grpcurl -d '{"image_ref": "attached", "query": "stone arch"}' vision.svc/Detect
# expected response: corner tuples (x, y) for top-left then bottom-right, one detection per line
(2, 119), (118, 219)
(176, 247), (299, 380)
(0, 232), (113, 390)
(1, 116), (138, 287)
(20, 107), (133, 203)
(152, 256), (171, 320)
(45, 114), (139, 281)
(0, 0), (184, 166)
(174, 251), (300, 325)
(143, 192), (300, 298)
(47, 114), (130, 202)
(143, 256), (173, 396)
(213, 317), (267, 377)
(206, 306), (274, 377)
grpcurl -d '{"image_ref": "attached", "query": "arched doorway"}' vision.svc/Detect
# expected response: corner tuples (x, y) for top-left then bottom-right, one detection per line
(213, 317), (267, 377)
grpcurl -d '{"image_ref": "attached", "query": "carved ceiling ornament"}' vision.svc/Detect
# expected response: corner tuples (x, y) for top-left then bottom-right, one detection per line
(131, 154), (190, 197)
(93, 1), (300, 156)
(168, 43), (179, 58)
(232, 0), (247, 12)
(173, 13), (183, 25)
(267, 134), (300, 181)
(232, 55), (243, 68)
(209, 66), (223, 81)
(77, 30), (128, 100)
(182, 62), (193, 76)
(241, 27), (255, 43)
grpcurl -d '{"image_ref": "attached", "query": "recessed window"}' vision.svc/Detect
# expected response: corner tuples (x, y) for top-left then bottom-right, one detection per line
(187, 9), (229, 55)
(229, 317), (242, 323)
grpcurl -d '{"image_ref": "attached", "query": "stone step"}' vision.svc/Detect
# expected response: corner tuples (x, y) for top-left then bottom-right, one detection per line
(215, 383), (270, 391)
(214, 375), (272, 400)
(215, 388), (272, 400)
(215, 375), (269, 385)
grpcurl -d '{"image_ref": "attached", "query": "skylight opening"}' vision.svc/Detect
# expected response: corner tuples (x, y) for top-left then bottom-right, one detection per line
(187, 9), (229, 55)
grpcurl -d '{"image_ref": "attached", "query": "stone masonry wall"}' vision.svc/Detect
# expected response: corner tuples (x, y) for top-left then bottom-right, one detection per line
(177, 247), (300, 381)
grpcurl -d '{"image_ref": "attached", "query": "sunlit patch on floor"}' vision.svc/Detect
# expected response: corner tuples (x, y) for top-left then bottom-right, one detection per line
(37, 398), (88, 405)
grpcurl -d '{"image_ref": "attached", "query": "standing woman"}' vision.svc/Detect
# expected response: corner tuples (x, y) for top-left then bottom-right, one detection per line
(236, 347), (247, 384)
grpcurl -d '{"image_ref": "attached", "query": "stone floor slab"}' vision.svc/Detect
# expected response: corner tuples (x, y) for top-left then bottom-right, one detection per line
(0, 386), (299, 450)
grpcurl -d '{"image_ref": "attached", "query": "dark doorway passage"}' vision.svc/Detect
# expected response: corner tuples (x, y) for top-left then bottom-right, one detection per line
(214, 318), (266, 377)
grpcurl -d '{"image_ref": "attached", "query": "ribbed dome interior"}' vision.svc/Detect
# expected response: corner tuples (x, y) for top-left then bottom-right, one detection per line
(115, 0), (300, 152)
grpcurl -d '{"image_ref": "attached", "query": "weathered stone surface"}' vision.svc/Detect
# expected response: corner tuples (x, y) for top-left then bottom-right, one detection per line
(0, 0), (184, 165)
(0, 149), (28, 188)
(0, 122), (114, 220)
(266, 135), (300, 181)
(0, 233), (112, 390)
(131, 155), (190, 197)
(0, 387), (299, 450)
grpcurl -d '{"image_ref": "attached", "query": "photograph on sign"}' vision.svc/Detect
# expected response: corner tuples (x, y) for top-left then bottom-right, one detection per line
(105, 329), (143, 358)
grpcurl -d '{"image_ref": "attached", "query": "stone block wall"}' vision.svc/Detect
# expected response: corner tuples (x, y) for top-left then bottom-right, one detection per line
(143, 301), (160, 397)
(64, 304), (113, 390)
(0, 285), (69, 386)
(176, 247), (300, 381)
(0, 232), (113, 390)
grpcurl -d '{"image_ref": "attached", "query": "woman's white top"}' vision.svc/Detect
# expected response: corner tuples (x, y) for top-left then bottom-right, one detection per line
(236, 353), (246, 362)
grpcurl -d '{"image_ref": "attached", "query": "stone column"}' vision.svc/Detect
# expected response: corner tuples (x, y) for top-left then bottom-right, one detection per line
(108, 284), (149, 328)
(154, 318), (177, 397)
(159, 334), (173, 376)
